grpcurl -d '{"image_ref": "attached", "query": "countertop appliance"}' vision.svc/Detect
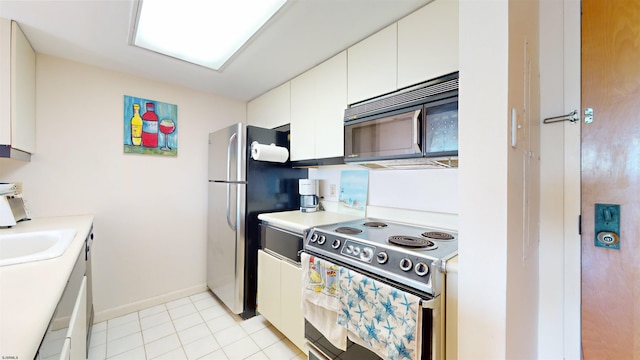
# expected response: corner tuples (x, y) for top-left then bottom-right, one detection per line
(303, 218), (458, 359)
(299, 179), (319, 213)
(0, 183), (30, 227)
(344, 72), (458, 169)
(207, 123), (307, 319)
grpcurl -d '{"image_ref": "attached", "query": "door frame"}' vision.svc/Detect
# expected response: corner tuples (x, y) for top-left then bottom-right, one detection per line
(538, 0), (581, 358)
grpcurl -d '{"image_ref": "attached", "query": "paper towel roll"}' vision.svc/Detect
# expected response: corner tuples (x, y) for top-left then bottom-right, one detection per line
(251, 142), (289, 163)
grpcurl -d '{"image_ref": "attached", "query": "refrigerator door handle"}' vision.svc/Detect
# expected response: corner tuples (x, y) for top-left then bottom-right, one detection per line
(226, 132), (237, 182)
(226, 132), (238, 231)
(226, 183), (235, 231)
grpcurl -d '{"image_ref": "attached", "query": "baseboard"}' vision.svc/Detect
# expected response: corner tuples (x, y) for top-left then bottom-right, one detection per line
(93, 283), (208, 324)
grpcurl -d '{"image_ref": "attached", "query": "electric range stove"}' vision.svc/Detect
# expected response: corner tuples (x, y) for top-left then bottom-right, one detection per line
(303, 218), (458, 296)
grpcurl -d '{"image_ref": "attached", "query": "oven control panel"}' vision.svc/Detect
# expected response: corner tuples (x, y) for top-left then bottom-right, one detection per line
(340, 240), (375, 263)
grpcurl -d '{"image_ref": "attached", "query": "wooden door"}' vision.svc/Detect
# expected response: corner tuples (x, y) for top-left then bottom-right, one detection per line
(581, 1), (640, 358)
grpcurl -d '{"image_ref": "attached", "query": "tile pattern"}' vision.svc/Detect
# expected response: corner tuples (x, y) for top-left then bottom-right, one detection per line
(88, 291), (306, 360)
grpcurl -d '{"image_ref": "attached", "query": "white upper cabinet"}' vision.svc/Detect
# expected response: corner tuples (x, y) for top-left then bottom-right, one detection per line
(0, 19), (36, 156)
(290, 51), (347, 161)
(247, 82), (290, 129)
(398, 0), (459, 88)
(251, 1), (458, 163)
(347, 24), (397, 104)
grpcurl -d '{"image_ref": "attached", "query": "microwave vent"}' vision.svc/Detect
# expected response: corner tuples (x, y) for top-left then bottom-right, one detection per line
(351, 157), (458, 170)
(345, 74), (459, 120)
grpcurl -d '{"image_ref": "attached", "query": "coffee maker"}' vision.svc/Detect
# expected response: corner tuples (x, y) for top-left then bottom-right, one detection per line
(299, 179), (319, 213)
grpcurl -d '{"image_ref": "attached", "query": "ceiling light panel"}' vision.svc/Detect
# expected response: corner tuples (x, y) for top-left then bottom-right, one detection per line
(134, 0), (286, 70)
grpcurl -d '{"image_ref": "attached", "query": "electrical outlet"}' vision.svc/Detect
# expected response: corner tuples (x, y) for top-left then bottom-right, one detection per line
(329, 184), (337, 197)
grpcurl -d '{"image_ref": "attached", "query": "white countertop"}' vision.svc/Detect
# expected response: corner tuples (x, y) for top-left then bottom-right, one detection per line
(0, 215), (94, 359)
(258, 210), (363, 234)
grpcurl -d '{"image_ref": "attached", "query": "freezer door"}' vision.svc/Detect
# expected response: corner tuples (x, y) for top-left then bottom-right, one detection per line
(207, 181), (246, 315)
(208, 123), (246, 182)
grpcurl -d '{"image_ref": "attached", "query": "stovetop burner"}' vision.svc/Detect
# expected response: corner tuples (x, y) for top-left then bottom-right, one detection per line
(363, 221), (388, 228)
(422, 231), (455, 240)
(335, 226), (363, 235)
(388, 235), (437, 249)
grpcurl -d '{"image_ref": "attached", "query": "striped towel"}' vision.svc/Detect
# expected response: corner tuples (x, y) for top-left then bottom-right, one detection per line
(301, 252), (347, 350)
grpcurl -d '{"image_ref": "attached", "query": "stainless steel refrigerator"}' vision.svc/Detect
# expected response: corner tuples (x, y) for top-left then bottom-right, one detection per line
(207, 123), (307, 319)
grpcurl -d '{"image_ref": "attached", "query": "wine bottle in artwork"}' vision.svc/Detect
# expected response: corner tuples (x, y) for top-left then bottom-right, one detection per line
(141, 102), (159, 148)
(130, 104), (142, 146)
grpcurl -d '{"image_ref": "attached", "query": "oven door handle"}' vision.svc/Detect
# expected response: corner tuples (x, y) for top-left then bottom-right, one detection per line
(420, 295), (439, 309)
(421, 295), (443, 360)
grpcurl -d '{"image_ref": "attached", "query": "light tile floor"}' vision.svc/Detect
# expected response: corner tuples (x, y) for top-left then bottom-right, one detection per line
(88, 291), (306, 360)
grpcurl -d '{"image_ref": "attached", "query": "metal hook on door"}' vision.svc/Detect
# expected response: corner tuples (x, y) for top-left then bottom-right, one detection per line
(543, 110), (580, 124)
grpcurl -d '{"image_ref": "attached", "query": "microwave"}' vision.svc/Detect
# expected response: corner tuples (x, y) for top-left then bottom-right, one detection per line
(344, 72), (458, 168)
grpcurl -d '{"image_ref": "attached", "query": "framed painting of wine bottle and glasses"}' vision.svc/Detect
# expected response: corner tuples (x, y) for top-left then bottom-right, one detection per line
(123, 95), (178, 156)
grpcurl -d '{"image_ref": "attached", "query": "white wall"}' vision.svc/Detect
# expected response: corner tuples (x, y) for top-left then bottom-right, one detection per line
(309, 167), (458, 228)
(458, 0), (509, 357)
(0, 55), (246, 321)
(457, 0), (543, 356)
(505, 0), (541, 357)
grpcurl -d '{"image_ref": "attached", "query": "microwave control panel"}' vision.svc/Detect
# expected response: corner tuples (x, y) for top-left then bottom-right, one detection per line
(425, 102), (459, 153)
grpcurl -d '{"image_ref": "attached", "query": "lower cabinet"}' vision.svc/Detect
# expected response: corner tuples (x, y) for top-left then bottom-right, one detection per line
(66, 276), (87, 360)
(257, 250), (306, 352)
(59, 339), (71, 360)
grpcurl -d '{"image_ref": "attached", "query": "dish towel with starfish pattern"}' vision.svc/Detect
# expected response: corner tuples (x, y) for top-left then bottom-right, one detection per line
(301, 252), (347, 350)
(337, 267), (422, 360)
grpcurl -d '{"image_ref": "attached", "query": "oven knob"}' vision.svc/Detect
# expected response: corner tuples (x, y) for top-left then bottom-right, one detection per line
(310, 233), (318, 242)
(352, 247), (361, 256)
(376, 252), (388, 264)
(331, 239), (341, 249)
(400, 258), (413, 272)
(346, 245), (354, 254)
(361, 248), (373, 261)
(317, 235), (326, 245)
(415, 262), (429, 277)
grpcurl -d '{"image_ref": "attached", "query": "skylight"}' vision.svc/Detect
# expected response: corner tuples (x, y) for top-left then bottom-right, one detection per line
(133, 0), (287, 71)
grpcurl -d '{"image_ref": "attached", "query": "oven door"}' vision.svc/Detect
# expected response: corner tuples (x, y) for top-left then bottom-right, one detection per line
(303, 252), (443, 360)
(344, 104), (423, 162)
(305, 306), (438, 360)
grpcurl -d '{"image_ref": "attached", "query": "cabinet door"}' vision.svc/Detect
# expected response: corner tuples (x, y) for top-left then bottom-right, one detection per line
(67, 277), (87, 360)
(257, 250), (282, 328)
(290, 51), (347, 161)
(347, 23), (398, 104)
(10, 20), (36, 153)
(279, 261), (306, 352)
(247, 82), (291, 129)
(0, 19), (10, 145)
(58, 338), (71, 360)
(398, 0), (459, 88)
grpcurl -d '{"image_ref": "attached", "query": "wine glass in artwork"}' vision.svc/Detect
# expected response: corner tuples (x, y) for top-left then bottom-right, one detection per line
(159, 119), (175, 151)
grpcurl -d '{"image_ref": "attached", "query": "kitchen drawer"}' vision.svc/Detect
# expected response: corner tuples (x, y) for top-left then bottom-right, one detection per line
(260, 223), (303, 263)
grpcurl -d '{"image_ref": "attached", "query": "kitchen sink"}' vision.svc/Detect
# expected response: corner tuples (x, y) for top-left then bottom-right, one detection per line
(0, 229), (77, 267)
